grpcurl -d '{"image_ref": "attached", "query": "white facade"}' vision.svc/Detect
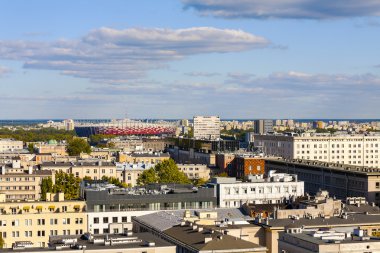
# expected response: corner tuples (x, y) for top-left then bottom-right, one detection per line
(254, 133), (380, 167)
(193, 116), (220, 140)
(0, 139), (23, 152)
(212, 171), (304, 208)
(87, 210), (157, 235)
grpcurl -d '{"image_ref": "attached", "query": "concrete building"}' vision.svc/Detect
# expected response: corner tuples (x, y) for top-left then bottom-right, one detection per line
(193, 116), (220, 140)
(254, 132), (380, 167)
(232, 156), (265, 178)
(116, 162), (155, 187)
(265, 158), (380, 204)
(1, 233), (175, 252)
(279, 227), (380, 253)
(133, 209), (267, 253)
(215, 153), (235, 173)
(0, 192), (86, 249)
(40, 161), (117, 180)
(63, 119), (75, 131)
(0, 139), (23, 152)
(177, 164), (211, 180)
(0, 163), (53, 201)
(35, 141), (68, 156)
(208, 171), (304, 208)
(117, 152), (170, 164)
(254, 120), (273, 134)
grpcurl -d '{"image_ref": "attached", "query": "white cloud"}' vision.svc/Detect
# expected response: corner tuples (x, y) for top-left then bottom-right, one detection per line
(0, 27), (269, 84)
(182, 0), (380, 19)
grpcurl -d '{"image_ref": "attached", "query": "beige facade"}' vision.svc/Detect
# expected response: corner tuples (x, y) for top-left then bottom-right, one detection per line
(118, 153), (170, 164)
(41, 161), (117, 180)
(36, 143), (68, 156)
(0, 165), (52, 201)
(177, 164), (211, 180)
(193, 116), (221, 140)
(0, 139), (23, 152)
(0, 193), (86, 249)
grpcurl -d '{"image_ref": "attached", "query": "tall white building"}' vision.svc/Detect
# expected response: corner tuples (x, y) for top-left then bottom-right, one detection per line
(193, 116), (220, 140)
(209, 171), (304, 208)
(63, 119), (75, 131)
(254, 133), (380, 167)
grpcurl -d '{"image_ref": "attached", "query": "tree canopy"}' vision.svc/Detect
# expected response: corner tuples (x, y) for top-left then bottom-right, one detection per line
(0, 127), (75, 142)
(66, 138), (91, 156)
(137, 159), (190, 185)
(40, 171), (80, 200)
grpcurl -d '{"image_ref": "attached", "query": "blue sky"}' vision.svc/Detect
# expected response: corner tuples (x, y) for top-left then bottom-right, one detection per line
(0, 0), (379, 119)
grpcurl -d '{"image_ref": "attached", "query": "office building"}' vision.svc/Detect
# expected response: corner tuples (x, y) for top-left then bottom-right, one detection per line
(265, 158), (380, 204)
(208, 170), (304, 208)
(177, 164), (211, 180)
(254, 120), (273, 134)
(255, 133), (380, 167)
(193, 116), (220, 140)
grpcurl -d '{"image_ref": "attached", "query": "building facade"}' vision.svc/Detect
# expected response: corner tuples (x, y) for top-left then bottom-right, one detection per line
(177, 164), (211, 180)
(265, 158), (380, 204)
(0, 139), (23, 152)
(255, 133), (380, 167)
(254, 120), (274, 135)
(0, 193), (86, 249)
(193, 116), (220, 140)
(209, 171), (304, 208)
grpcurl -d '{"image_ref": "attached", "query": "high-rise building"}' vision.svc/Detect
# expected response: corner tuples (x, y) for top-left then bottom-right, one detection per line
(254, 119), (273, 134)
(63, 119), (74, 131)
(193, 116), (220, 140)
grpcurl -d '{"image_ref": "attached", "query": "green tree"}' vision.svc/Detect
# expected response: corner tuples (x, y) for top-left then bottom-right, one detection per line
(67, 138), (91, 156)
(27, 143), (35, 153)
(217, 172), (228, 177)
(40, 177), (53, 200)
(53, 171), (81, 200)
(137, 168), (159, 185)
(192, 178), (208, 186)
(0, 233), (4, 249)
(101, 176), (129, 188)
(137, 159), (190, 185)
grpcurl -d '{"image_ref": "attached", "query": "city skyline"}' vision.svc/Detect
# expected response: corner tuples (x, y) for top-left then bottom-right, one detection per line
(1, 0), (380, 119)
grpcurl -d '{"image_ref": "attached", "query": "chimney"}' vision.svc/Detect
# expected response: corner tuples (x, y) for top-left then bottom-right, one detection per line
(204, 236), (212, 244)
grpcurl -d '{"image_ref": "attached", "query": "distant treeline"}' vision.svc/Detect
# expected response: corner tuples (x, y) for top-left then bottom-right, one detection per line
(0, 127), (76, 142)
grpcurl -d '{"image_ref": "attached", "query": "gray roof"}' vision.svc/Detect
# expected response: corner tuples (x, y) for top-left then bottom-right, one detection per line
(134, 208), (252, 232)
(260, 213), (380, 229)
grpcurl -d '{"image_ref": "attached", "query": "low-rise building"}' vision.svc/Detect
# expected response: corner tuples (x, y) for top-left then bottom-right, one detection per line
(40, 161), (117, 180)
(279, 227), (380, 253)
(0, 192), (86, 249)
(0, 164), (52, 201)
(232, 156), (265, 178)
(0, 139), (23, 152)
(177, 164), (211, 180)
(118, 152), (170, 164)
(116, 163), (155, 187)
(83, 182), (217, 235)
(208, 171), (304, 208)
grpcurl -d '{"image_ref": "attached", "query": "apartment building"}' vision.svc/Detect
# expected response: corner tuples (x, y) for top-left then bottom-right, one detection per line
(35, 141), (68, 156)
(193, 116), (220, 140)
(0, 139), (23, 152)
(0, 163), (52, 201)
(0, 192), (86, 249)
(265, 158), (380, 204)
(40, 161), (117, 180)
(232, 156), (265, 178)
(208, 171), (304, 208)
(254, 120), (274, 134)
(254, 133), (380, 167)
(116, 162), (155, 187)
(177, 164), (211, 180)
(118, 152), (170, 164)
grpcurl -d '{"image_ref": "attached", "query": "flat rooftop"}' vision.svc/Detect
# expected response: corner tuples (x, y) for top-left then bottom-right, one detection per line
(0, 233), (173, 252)
(266, 158), (380, 175)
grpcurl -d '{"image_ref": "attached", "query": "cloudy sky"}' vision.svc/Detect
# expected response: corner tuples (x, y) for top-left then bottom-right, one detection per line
(0, 0), (380, 119)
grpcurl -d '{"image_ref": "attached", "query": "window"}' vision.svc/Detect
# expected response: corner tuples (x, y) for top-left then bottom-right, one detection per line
(122, 216), (127, 222)
(37, 219), (45, 225)
(25, 219), (32, 226)
(103, 228), (109, 234)
(113, 228), (119, 234)
(94, 229), (99, 234)
(12, 231), (19, 238)
(93, 217), (99, 224)
(112, 217), (118, 223)
(50, 219), (58, 225)
(376, 182), (380, 189)
(37, 231), (45, 237)
(103, 217), (109, 223)
(11, 220), (19, 227)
